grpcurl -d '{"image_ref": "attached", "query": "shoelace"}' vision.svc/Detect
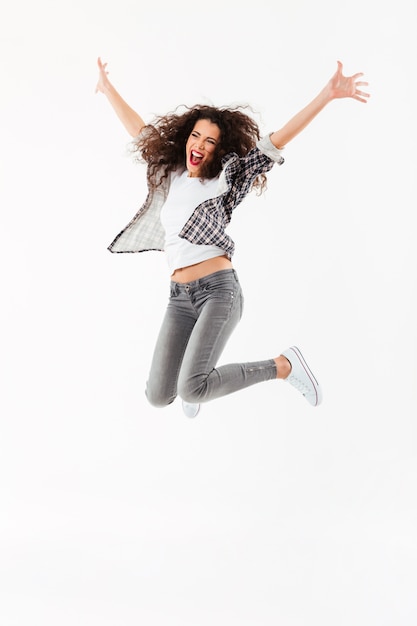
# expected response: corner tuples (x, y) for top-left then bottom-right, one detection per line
(287, 374), (311, 396)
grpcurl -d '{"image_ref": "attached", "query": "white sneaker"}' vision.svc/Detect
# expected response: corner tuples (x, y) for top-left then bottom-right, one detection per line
(282, 346), (322, 407)
(182, 400), (201, 418)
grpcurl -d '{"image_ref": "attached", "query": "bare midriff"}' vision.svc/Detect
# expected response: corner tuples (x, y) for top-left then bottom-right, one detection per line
(170, 255), (233, 283)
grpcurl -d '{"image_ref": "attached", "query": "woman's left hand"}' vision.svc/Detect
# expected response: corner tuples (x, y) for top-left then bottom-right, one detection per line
(328, 61), (370, 103)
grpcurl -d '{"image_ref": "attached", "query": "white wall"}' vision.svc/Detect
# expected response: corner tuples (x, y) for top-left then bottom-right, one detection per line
(1, 1), (416, 624)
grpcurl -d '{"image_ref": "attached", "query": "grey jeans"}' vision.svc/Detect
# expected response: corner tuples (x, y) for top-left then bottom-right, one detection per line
(145, 269), (277, 406)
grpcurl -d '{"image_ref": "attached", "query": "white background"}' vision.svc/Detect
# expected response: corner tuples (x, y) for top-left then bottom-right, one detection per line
(1, 1), (416, 624)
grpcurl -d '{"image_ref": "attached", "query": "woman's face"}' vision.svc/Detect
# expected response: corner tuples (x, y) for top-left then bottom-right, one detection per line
(185, 119), (221, 177)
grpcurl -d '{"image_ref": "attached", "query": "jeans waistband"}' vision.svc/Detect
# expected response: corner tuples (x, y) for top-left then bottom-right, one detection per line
(170, 268), (238, 290)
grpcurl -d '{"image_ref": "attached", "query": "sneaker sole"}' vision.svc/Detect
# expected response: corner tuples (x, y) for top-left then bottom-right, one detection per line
(288, 346), (323, 407)
(182, 401), (201, 418)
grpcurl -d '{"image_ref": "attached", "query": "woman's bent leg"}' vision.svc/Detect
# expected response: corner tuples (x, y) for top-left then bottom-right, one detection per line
(177, 270), (277, 403)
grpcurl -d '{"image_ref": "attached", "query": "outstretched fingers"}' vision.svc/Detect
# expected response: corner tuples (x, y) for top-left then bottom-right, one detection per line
(353, 89), (370, 103)
(95, 57), (110, 94)
(354, 79), (370, 103)
(331, 61), (370, 103)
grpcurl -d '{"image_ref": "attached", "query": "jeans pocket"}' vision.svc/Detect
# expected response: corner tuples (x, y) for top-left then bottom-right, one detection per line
(203, 281), (242, 320)
(205, 274), (237, 293)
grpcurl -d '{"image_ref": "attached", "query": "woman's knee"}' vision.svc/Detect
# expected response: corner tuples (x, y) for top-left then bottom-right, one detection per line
(177, 375), (206, 404)
(145, 383), (175, 408)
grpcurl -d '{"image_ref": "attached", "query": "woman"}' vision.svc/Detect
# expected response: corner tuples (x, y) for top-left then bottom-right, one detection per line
(95, 58), (369, 417)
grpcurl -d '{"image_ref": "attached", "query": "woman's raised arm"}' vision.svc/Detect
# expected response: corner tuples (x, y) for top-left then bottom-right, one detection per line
(95, 57), (146, 138)
(270, 61), (370, 149)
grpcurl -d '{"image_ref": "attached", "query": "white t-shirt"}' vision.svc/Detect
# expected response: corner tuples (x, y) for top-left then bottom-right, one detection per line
(160, 169), (225, 273)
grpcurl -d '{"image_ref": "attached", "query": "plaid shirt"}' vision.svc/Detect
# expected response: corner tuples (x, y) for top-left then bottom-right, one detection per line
(108, 134), (284, 259)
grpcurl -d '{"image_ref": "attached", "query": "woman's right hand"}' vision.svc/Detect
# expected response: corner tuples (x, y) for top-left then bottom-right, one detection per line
(95, 57), (111, 94)
(94, 57), (146, 137)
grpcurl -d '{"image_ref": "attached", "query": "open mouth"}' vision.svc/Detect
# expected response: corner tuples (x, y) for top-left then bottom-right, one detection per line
(189, 150), (204, 167)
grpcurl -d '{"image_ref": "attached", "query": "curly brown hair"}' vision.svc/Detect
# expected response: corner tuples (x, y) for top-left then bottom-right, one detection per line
(131, 104), (267, 193)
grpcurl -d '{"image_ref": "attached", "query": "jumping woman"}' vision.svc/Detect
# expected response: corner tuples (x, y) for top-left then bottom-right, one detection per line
(95, 58), (369, 417)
